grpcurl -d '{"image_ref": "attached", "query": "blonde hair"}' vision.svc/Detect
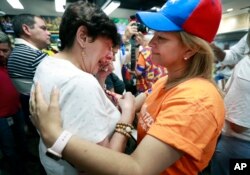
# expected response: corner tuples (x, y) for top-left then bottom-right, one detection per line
(166, 31), (219, 92)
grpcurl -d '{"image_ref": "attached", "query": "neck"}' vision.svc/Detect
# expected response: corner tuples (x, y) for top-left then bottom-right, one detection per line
(54, 48), (87, 72)
(21, 36), (41, 50)
(167, 66), (187, 82)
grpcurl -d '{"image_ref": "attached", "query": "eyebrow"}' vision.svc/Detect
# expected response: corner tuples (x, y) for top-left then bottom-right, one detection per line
(39, 25), (48, 30)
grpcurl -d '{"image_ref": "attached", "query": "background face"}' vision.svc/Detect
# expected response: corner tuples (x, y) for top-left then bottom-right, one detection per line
(29, 17), (51, 49)
(0, 42), (11, 65)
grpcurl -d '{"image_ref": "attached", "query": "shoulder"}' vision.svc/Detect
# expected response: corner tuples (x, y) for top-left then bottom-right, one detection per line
(37, 58), (98, 85)
(174, 78), (221, 101)
(13, 44), (41, 54)
(169, 78), (225, 117)
(10, 44), (46, 61)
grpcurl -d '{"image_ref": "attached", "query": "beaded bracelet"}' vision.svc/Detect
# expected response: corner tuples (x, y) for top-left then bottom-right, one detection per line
(116, 123), (134, 129)
(115, 128), (131, 138)
(115, 123), (134, 138)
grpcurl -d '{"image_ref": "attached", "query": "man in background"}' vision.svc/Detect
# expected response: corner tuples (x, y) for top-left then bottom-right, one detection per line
(7, 14), (51, 134)
(7, 14), (50, 175)
(0, 31), (27, 175)
(212, 30), (249, 65)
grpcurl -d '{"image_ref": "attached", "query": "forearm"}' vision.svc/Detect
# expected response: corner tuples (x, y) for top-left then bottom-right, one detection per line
(63, 136), (141, 175)
(61, 134), (181, 175)
(99, 131), (129, 152)
(100, 105), (135, 151)
(41, 124), (180, 175)
(221, 50), (244, 66)
(135, 93), (146, 112)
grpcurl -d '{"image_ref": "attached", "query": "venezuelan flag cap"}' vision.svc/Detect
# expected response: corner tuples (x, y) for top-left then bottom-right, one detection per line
(136, 0), (222, 43)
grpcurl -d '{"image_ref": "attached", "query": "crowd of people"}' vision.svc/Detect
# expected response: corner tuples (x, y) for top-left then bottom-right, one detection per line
(1, 0), (250, 174)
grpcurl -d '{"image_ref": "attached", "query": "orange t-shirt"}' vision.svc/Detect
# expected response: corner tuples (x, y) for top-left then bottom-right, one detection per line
(137, 76), (225, 175)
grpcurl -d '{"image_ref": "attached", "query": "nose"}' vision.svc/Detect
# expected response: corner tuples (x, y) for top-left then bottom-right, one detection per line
(148, 36), (155, 47)
(47, 30), (51, 36)
(106, 51), (113, 61)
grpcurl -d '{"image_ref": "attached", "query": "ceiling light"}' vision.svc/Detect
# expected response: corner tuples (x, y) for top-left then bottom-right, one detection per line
(7, 0), (24, 9)
(226, 8), (234, 12)
(101, 0), (112, 10)
(55, 0), (66, 12)
(150, 6), (161, 12)
(103, 1), (120, 15)
(0, 10), (6, 16)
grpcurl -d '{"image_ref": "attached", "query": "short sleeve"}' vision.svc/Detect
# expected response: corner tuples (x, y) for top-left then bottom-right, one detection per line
(148, 97), (218, 161)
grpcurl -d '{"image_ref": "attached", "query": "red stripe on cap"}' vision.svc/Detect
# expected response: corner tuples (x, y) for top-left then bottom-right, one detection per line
(182, 0), (222, 42)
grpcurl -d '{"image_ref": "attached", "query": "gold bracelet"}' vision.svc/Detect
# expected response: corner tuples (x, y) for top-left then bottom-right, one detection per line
(116, 123), (134, 130)
(115, 123), (134, 138)
(115, 128), (131, 138)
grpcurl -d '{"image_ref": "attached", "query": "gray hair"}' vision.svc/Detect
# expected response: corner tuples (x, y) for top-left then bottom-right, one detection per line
(0, 31), (11, 47)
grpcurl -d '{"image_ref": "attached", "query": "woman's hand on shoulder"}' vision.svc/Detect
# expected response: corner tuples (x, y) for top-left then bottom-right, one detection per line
(30, 83), (63, 147)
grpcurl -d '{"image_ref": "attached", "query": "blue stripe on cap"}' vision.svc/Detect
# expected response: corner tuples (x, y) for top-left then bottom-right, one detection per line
(160, 0), (200, 27)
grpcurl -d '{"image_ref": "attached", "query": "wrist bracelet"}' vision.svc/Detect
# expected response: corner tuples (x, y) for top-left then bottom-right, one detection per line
(115, 128), (131, 138)
(46, 130), (72, 160)
(116, 123), (134, 130)
(115, 123), (134, 138)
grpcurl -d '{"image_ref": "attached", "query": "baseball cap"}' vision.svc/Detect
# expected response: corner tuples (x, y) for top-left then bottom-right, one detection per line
(136, 0), (222, 43)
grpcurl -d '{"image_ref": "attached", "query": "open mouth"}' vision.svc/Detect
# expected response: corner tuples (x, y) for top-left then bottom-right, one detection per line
(99, 58), (111, 71)
(98, 61), (108, 72)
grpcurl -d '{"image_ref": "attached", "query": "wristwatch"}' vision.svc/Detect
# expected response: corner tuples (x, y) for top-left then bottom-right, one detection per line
(46, 130), (72, 160)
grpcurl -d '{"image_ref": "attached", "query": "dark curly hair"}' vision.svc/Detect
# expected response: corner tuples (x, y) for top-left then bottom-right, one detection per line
(59, 1), (118, 50)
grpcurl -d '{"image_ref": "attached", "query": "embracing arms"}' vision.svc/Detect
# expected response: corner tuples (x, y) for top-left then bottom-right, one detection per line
(30, 84), (182, 175)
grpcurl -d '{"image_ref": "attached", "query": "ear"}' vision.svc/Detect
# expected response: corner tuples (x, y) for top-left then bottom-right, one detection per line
(76, 26), (87, 48)
(183, 47), (199, 60)
(22, 24), (32, 36)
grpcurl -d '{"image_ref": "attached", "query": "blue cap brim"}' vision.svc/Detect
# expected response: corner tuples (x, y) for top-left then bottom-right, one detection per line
(136, 11), (182, 32)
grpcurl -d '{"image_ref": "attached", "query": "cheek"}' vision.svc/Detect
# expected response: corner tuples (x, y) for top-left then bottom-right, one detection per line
(5, 51), (11, 58)
(152, 48), (174, 65)
(99, 58), (111, 66)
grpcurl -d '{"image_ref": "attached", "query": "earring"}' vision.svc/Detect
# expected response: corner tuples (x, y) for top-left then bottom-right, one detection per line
(184, 57), (188, 60)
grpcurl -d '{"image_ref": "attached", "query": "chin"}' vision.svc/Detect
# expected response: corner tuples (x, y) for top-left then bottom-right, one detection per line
(151, 58), (161, 66)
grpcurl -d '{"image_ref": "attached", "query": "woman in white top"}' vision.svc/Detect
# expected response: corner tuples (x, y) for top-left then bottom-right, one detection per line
(32, 1), (135, 175)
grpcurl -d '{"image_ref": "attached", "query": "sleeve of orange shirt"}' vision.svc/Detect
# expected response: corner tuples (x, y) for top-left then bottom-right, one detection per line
(147, 88), (220, 161)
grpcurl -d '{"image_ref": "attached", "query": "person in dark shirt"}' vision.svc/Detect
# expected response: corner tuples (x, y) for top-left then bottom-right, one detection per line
(0, 31), (27, 175)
